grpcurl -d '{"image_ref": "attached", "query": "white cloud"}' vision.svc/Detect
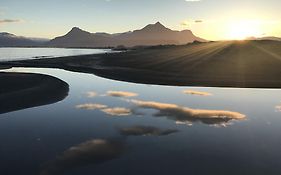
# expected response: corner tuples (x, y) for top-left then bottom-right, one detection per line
(106, 91), (138, 98)
(129, 99), (246, 127)
(76, 103), (107, 110)
(75, 103), (131, 116)
(40, 139), (126, 175)
(101, 107), (132, 116)
(86, 91), (98, 98)
(0, 19), (21, 24)
(183, 90), (212, 96)
(276, 105), (281, 112)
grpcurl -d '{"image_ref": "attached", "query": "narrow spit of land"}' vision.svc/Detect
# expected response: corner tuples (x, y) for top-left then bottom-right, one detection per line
(0, 72), (69, 114)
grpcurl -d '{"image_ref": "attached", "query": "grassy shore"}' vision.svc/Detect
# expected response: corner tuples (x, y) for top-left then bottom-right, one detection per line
(1, 40), (281, 88)
(0, 72), (69, 114)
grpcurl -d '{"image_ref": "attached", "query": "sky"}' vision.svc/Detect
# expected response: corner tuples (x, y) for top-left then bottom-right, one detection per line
(0, 0), (281, 40)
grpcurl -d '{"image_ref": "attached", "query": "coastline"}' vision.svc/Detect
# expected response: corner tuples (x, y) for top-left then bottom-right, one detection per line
(1, 40), (281, 88)
(0, 72), (69, 114)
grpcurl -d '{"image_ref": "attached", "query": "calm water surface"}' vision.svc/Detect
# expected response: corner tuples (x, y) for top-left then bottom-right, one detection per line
(1, 67), (281, 175)
(0, 48), (110, 61)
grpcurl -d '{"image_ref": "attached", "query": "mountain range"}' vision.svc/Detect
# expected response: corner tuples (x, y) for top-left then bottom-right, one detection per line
(246, 36), (281, 41)
(1, 22), (281, 48)
(48, 22), (207, 47)
(0, 32), (47, 47)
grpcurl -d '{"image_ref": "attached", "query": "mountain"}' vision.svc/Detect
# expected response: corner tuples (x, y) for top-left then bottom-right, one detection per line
(48, 22), (207, 48)
(258, 36), (281, 41)
(246, 36), (281, 41)
(0, 32), (48, 47)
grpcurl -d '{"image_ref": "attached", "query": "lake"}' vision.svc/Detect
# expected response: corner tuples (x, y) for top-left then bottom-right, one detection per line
(1, 66), (281, 175)
(0, 48), (110, 61)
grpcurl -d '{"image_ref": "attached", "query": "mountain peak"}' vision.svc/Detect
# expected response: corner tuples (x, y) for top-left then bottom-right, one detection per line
(141, 22), (170, 32)
(155, 21), (162, 25)
(0, 32), (16, 37)
(66, 27), (91, 37)
(49, 22), (207, 47)
(70, 27), (84, 32)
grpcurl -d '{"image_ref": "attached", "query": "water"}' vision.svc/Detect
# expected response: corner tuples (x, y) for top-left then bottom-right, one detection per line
(1, 67), (281, 175)
(0, 48), (110, 61)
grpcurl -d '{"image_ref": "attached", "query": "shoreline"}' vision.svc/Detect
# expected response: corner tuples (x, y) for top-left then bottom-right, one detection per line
(1, 40), (281, 88)
(0, 72), (69, 114)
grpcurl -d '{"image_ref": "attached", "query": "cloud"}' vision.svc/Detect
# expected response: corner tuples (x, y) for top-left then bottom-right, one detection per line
(86, 91), (98, 98)
(181, 20), (203, 26)
(181, 21), (189, 26)
(0, 19), (21, 24)
(76, 103), (107, 110)
(76, 104), (131, 116)
(106, 91), (138, 98)
(183, 90), (212, 96)
(101, 107), (132, 116)
(276, 105), (281, 112)
(119, 125), (178, 136)
(129, 100), (246, 127)
(40, 139), (126, 175)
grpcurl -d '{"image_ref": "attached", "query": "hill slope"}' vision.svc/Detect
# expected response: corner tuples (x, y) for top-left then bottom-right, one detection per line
(3, 40), (281, 88)
(0, 32), (47, 47)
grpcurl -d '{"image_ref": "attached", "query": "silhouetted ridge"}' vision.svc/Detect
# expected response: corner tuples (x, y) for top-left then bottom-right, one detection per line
(0, 32), (47, 47)
(140, 22), (171, 32)
(48, 22), (207, 47)
(0, 32), (16, 37)
(66, 27), (92, 37)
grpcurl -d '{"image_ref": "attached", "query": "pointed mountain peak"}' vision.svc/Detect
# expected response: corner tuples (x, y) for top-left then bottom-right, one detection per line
(154, 21), (164, 26)
(66, 27), (91, 37)
(70, 27), (85, 33)
(141, 22), (170, 32)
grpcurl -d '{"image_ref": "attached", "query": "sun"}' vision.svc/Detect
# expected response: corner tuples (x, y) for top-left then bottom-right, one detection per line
(227, 20), (262, 40)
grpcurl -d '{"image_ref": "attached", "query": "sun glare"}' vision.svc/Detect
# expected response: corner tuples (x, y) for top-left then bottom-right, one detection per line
(227, 20), (262, 40)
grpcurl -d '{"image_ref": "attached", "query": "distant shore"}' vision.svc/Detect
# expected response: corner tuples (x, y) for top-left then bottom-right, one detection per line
(0, 72), (69, 114)
(1, 40), (281, 88)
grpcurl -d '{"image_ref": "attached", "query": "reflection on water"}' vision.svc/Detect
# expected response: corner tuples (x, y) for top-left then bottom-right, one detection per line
(101, 107), (132, 116)
(129, 99), (245, 127)
(76, 103), (108, 110)
(106, 91), (138, 98)
(76, 104), (132, 116)
(1, 68), (281, 175)
(40, 139), (127, 175)
(76, 91), (246, 127)
(183, 90), (213, 96)
(0, 48), (110, 61)
(86, 91), (98, 98)
(276, 104), (281, 111)
(119, 125), (179, 136)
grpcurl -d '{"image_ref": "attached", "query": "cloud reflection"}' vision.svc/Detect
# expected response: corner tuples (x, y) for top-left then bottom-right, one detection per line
(76, 103), (131, 116)
(106, 91), (138, 98)
(119, 125), (178, 136)
(40, 139), (126, 175)
(86, 91), (98, 98)
(101, 108), (132, 116)
(129, 100), (246, 127)
(183, 90), (212, 96)
(276, 105), (281, 112)
(76, 103), (108, 110)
